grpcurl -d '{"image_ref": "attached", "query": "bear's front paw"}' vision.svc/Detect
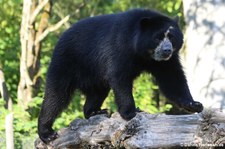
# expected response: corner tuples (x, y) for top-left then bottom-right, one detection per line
(39, 130), (59, 144)
(119, 107), (141, 120)
(181, 101), (203, 113)
(88, 109), (109, 118)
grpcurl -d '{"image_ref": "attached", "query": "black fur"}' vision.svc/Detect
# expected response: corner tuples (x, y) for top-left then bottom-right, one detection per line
(38, 9), (203, 143)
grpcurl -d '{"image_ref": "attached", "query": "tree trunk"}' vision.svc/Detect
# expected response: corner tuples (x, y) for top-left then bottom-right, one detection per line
(5, 113), (14, 149)
(18, 0), (52, 107)
(35, 109), (225, 149)
(0, 68), (12, 109)
(183, 0), (225, 111)
(0, 68), (14, 149)
(18, 0), (69, 107)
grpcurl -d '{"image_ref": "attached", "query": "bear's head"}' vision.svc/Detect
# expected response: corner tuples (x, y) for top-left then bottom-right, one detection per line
(135, 15), (183, 61)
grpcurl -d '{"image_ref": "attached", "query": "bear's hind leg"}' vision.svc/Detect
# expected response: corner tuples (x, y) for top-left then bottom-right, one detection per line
(38, 82), (74, 144)
(83, 87), (110, 119)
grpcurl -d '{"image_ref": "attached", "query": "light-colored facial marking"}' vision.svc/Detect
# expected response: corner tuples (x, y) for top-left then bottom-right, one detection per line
(150, 26), (174, 61)
(164, 26), (174, 38)
(153, 38), (173, 61)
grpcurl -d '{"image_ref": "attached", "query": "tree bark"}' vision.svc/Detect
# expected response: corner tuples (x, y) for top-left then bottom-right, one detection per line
(35, 109), (225, 149)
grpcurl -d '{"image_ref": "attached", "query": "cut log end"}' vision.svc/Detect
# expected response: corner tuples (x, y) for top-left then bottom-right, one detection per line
(35, 109), (225, 149)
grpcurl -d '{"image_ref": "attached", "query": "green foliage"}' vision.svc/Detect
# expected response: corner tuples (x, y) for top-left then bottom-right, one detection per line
(0, 99), (38, 149)
(133, 73), (159, 113)
(0, 0), (22, 100)
(13, 105), (37, 149)
(0, 0), (183, 148)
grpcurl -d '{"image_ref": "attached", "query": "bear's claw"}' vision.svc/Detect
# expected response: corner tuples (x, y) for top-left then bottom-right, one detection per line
(89, 109), (109, 117)
(181, 101), (203, 113)
(40, 132), (59, 144)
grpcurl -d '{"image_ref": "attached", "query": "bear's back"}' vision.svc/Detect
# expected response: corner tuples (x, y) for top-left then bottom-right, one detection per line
(52, 9), (171, 61)
(60, 9), (166, 43)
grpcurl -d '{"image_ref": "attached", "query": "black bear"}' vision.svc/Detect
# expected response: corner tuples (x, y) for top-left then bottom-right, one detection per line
(38, 9), (203, 143)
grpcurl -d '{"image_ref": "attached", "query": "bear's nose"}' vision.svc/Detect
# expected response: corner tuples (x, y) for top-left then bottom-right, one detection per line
(162, 48), (172, 59)
(161, 38), (173, 57)
(163, 48), (172, 55)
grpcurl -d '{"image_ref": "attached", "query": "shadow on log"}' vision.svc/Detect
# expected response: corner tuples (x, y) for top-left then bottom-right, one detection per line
(35, 109), (225, 149)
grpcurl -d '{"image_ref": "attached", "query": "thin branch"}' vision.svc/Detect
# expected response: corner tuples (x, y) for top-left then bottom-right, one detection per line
(35, 15), (70, 45)
(30, 0), (49, 24)
(54, 4), (71, 28)
(54, 1), (86, 28)
(74, 2), (86, 14)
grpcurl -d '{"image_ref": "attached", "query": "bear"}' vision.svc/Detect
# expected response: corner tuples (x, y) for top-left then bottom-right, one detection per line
(38, 9), (203, 143)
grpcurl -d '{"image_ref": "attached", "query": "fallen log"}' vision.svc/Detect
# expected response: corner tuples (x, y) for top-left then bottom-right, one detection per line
(35, 109), (225, 149)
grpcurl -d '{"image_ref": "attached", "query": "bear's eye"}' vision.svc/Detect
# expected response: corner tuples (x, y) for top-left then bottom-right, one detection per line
(167, 33), (174, 40)
(154, 38), (160, 42)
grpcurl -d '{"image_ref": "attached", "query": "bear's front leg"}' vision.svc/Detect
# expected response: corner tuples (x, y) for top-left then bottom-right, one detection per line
(150, 55), (203, 113)
(110, 78), (138, 120)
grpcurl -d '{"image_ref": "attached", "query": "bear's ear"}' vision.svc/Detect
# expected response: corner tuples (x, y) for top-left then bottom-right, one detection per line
(173, 16), (179, 23)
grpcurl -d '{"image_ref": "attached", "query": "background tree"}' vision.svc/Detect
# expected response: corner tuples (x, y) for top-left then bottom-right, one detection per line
(0, 68), (14, 149)
(18, 0), (69, 107)
(183, 0), (225, 111)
